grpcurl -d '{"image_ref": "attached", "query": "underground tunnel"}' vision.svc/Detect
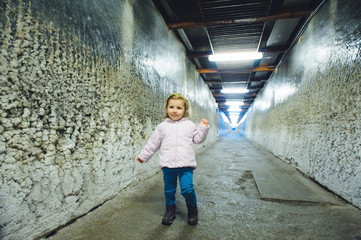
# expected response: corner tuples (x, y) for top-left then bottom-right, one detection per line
(0, 0), (360, 239)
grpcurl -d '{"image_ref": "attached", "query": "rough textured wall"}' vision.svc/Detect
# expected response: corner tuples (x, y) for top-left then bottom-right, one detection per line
(244, 0), (361, 208)
(0, 0), (217, 239)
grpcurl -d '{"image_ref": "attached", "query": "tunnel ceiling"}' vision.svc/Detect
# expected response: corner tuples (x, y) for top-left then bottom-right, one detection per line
(152, 0), (324, 120)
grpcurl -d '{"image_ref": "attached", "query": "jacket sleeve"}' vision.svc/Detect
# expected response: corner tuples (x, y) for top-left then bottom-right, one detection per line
(138, 125), (162, 162)
(192, 124), (209, 144)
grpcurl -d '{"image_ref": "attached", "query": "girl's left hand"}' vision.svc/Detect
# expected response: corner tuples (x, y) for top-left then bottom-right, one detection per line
(200, 118), (208, 127)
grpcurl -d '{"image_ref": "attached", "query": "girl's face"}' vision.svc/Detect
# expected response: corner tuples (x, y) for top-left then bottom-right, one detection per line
(167, 99), (185, 121)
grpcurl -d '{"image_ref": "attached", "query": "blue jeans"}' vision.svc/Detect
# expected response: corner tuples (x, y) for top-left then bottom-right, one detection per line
(162, 167), (197, 207)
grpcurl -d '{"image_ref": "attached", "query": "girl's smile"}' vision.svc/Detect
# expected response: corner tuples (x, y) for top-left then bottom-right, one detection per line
(167, 99), (185, 121)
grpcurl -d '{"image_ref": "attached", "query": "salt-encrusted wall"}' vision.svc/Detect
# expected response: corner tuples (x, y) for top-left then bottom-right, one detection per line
(0, 0), (217, 239)
(244, 0), (361, 208)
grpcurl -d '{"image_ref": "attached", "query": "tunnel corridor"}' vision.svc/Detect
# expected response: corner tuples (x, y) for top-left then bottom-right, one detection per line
(1, 0), (360, 239)
(47, 132), (361, 240)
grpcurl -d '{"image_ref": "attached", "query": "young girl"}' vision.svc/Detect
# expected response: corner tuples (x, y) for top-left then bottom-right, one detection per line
(136, 93), (209, 226)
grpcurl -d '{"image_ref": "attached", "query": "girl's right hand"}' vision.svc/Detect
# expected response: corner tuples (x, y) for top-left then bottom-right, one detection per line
(136, 158), (144, 163)
(200, 118), (208, 127)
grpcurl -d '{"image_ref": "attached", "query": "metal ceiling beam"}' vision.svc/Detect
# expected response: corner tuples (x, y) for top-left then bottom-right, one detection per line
(167, 10), (312, 29)
(198, 66), (275, 74)
(187, 51), (213, 58)
(212, 92), (258, 97)
(209, 86), (223, 90)
(204, 78), (267, 84)
(218, 102), (251, 107)
(187, 46), (286, 58)
(210, 87), (262, 92)
(258, 46), (287, 54)
(217, 99), (254, 104)
(219, 107), (248, 113)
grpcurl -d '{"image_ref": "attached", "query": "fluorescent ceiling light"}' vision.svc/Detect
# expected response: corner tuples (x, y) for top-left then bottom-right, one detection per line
(225, 101), (244, 106)
(228, 106), (243, 112)
(229, 112), (241, 115)
(209, 52), (263, 62)
(221, 88), (249, 94)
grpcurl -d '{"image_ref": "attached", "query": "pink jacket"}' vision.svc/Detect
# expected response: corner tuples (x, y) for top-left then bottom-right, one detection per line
(138, 118), (209, 168)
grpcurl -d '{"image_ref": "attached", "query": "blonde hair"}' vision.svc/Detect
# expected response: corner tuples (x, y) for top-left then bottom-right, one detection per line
(163, 93), (191, 119)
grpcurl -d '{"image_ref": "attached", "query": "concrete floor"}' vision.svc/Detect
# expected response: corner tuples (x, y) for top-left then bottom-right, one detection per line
(47, 132), (361, 240)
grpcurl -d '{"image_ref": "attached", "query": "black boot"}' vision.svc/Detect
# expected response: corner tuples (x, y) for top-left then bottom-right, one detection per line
(187, 204), (198, 225)
(162, 205), (176, 226)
